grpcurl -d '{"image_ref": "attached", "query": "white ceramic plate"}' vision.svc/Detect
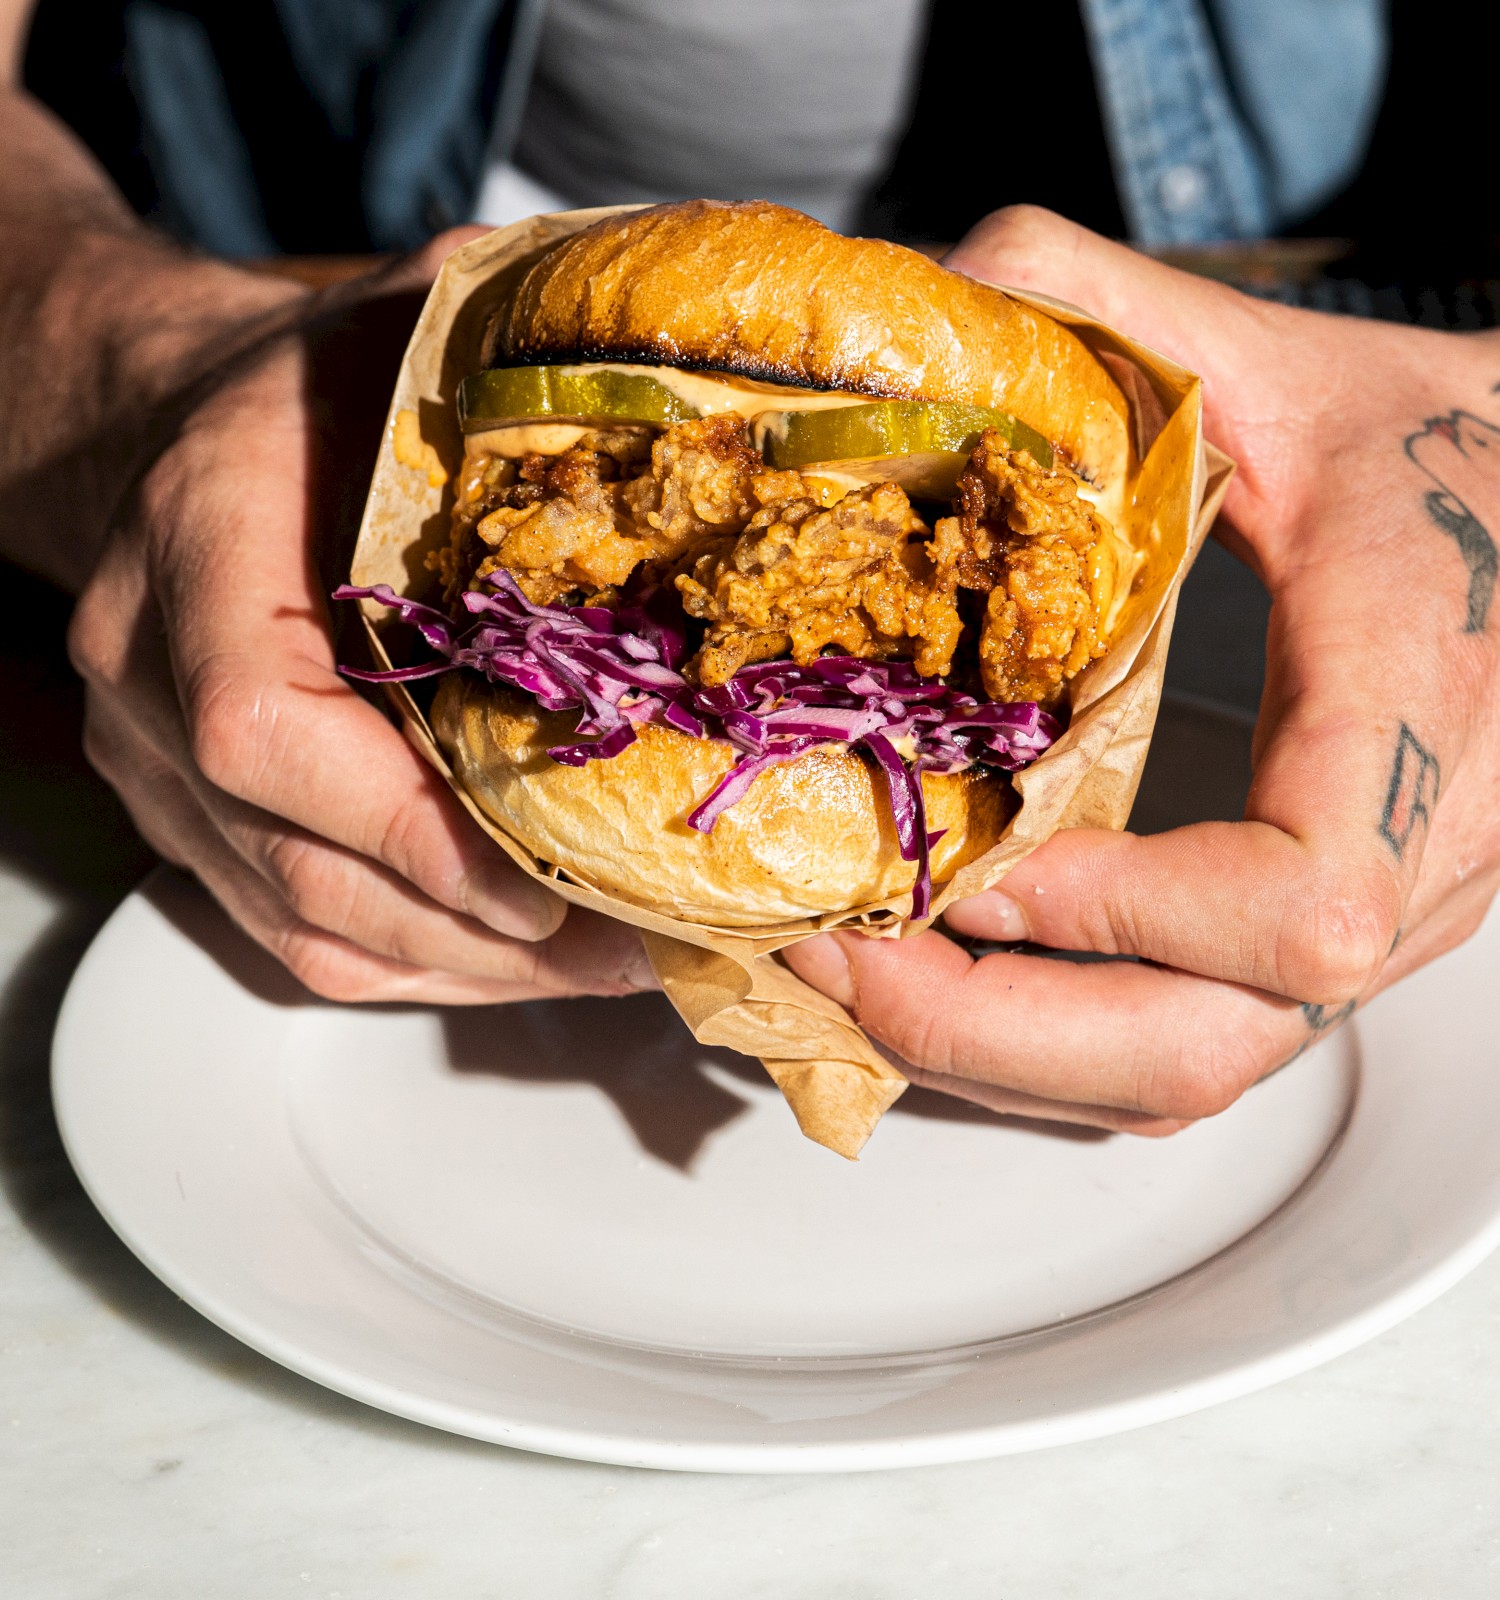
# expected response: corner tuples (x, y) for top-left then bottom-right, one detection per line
(52, 705), (1500, 1472)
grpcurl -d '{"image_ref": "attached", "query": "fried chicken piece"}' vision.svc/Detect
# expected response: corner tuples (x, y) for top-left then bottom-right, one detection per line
(441, 416), (1109, 710)
(468, 434), (661, 603)
(438, 428), (652, 604)
(444, 417), (761, 605)
(676, 474), (964, 686)
(940, 431), (1111, 704)
(621, 414), (763, 563)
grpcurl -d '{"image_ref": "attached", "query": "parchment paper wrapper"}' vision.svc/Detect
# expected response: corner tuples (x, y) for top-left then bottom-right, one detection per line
(349, 208), (1234, 1159)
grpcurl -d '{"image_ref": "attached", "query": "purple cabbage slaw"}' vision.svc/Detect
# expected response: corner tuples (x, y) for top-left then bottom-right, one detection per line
(334, 572), (1060, 919)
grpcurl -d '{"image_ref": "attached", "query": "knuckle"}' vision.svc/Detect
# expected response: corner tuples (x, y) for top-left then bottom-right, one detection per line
(1415, 883), (1497, 967)
(947, 205), (1077, 288)
(277, 925), (384, 1003)
(1140, 1028), (1263, 1122)
(376, 227), (488, 295)
(264, 833), (347, 927)
(1077, 890), (1139, 960)
(187, 660), (270, 800)
(1275, 866), (1401, 1003)
(864, 986), (949, 1074)
(1153, 1078), (1238, 1123)
(376, 793), (443, 892)
(1014, 831), (1140, 956)
(969, 203), (1067, 254)
(66, 591), (116, 684)
(496, 938), (549, 995)
(1448, 897), (1494, 953)
(415, 227), (477, 274)
(134, 447), (193, 529)
(264, 839), (437, 974)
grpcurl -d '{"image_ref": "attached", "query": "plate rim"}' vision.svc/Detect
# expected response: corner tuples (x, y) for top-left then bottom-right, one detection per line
(51, 868), (1500, 1473)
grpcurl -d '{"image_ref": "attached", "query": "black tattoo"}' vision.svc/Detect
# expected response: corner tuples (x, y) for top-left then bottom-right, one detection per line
(1300, 999), (1357, 1034)
(1423, 491), (1496, 631)
(1266, 996), (1360, 1082)
(1379, 723), (1440, 860)
(1405, 411), (1500, 633)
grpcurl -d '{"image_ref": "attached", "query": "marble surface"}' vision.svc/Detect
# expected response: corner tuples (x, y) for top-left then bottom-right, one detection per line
(5, 558), (1500, 1597)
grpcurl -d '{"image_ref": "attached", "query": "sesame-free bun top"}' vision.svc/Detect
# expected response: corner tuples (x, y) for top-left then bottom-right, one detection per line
(488, 199), (1134, 497)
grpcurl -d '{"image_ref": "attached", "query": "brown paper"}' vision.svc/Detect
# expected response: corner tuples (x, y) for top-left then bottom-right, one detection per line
(349, 209), (1234, 1159)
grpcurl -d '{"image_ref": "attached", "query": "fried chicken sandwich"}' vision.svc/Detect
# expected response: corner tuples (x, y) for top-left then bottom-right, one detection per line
(342, 201), (1137, 926)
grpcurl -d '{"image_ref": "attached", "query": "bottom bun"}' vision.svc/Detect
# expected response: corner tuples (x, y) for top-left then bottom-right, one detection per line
(432, 676), (1015, 926)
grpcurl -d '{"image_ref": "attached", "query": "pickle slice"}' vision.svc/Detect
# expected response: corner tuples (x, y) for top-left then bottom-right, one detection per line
(757, 400), (1053, 495)
(458, 365), (700, 431)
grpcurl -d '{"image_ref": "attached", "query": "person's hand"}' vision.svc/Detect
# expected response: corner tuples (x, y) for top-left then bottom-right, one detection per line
(786, 206), (1500, 1132)
(66, 237), (656, 1004)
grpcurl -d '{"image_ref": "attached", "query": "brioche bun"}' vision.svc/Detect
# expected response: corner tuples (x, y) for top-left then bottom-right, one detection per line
(436, 201), (1132, 927)
(489, 199), (1133, 504)
(433, 677), (1013, 926)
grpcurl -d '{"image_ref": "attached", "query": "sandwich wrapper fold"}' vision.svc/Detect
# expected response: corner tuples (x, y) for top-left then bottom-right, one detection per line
(349, 208), (1234, 1159)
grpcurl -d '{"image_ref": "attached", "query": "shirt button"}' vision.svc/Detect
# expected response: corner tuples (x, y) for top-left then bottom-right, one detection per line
(1159, 163), (1207, 216)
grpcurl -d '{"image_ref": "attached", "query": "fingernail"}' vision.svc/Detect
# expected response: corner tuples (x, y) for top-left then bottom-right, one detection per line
(462, 859), (562, 940)
(787, 933), (856, 1009)
(980, 891), (1031, 942)
(623, 945), (661, 993)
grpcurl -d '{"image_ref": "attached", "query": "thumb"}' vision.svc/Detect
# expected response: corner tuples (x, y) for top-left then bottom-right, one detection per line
(944, 205), (1311, 540)
(943, 205), (1270, 389)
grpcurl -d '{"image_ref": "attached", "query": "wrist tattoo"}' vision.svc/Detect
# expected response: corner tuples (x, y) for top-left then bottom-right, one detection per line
(1379, 723), (1440, 861)
(1406, 410), (1499, 633)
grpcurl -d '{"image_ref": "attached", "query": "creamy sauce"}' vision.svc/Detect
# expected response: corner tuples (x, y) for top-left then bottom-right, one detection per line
(464, 422), (600, 457)
(392, 408), (449, 487)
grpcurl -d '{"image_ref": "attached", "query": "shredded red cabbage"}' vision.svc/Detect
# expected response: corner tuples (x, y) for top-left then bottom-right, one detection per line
(335, 573), (1059, 919)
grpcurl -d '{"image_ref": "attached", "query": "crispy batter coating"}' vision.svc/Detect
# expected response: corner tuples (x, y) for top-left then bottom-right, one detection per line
(442, 417), (1109, 704)
(439, 428), (648, 604)
(678, 475), (963, 685)
(621, 414), (763, 559)
(442, 417), (761, 606)
(941, 433), (1112, 704)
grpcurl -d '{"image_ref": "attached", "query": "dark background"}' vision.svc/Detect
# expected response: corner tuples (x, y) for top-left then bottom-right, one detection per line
(24, 0), (1500, 323)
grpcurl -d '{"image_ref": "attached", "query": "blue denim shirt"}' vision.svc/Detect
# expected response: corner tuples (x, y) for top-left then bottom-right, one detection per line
(108, 0), (1385, 253)
(1080, 0), (1387, 244)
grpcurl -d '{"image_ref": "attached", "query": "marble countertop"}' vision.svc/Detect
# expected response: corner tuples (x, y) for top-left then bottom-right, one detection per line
(4, 559), (1499, 1598)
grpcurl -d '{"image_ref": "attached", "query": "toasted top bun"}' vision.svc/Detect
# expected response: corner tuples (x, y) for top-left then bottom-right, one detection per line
(488, 199), (1133, 498)
(433, 677), (1013, 927)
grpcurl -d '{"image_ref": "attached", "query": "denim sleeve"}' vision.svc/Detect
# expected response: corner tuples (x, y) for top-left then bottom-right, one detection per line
(120, 0), (529, 255)
(1080, 0), (1386, 245)
(59, 0), (1384, 255)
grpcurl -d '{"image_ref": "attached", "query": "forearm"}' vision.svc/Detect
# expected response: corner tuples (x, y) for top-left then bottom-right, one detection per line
(0, 88), (311, 591)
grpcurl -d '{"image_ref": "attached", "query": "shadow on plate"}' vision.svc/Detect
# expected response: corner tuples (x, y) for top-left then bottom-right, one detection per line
(439, 996), (1107, 1174)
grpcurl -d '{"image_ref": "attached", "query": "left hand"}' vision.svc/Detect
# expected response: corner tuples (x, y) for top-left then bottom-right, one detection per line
(786, 206), (1500, 1133)
(66, 234), (656, 1006)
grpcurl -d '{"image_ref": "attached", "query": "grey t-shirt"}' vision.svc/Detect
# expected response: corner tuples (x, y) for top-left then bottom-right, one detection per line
(501, 0), (929, 232)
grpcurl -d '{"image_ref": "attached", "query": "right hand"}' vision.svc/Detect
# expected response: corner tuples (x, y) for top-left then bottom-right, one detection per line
(67, 241), (657, 1004)
(788, 206), (1500, 1133)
